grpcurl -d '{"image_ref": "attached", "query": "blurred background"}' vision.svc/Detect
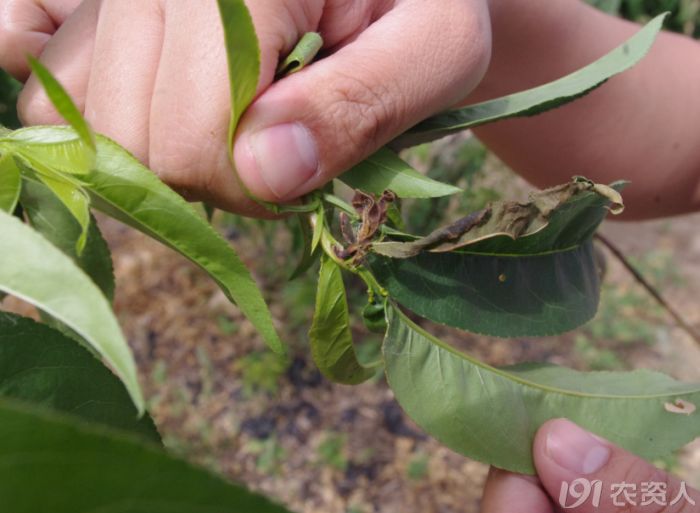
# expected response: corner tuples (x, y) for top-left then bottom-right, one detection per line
(2, 2), (700, 512)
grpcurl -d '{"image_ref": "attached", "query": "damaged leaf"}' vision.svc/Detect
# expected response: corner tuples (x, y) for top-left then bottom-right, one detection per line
(337, 190), (397, 262)
(665, 399), (697, 416)
(373, 178), (624, 258)
(384, 305), (700, 474)
(369, 179), (624, 337)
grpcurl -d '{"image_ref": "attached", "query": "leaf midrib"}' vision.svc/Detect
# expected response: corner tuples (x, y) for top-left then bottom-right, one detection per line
(390, 307), (700, 400)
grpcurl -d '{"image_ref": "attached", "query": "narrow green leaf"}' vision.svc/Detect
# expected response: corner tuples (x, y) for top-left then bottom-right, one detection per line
(0, 209), (143, 412)
(289, 214), (319, 280)
(204, 202), (217, 222)
(68, 128), (282, 354)
(0, 313), (158, 442)
(217, 0), (261, 143)
(0, 153), (20, 212)
(0, 399), (294, 513)
(341, 148), (462, 199)
(21, 179), (115, 301)
(27, 57), (95, 151)
(370, 180), (622, 337)
(309, 255), (377, 385)
(397, 14), (666, 147)
(311, 205), (324, 253)
(384, 305), (700, 474)
(277, 32), (324, 77)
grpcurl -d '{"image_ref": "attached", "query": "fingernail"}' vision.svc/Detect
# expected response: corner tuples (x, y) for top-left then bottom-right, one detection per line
(246, 122), (318, 199)
(545, 419), (611, 475)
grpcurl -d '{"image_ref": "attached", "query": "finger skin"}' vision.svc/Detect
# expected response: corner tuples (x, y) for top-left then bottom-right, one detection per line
(80, 0), (163, 163)
(534, 419), (700, 513)
(480, 467), (554, 513)
(0, 0), (81, 79)
(17, 0), (99, 125)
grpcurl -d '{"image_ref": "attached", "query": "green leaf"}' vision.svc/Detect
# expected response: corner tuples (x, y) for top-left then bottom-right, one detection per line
(340, 148), (462, 199)
(373, 243), (601, 337)
(397, 14), (666, 147)
(370, 180), (622, 337)
(217, 0), (261, 144)
(35, 173), (91, 254)
(311, 204), (324, 253)
(0, 313), (158, 442)
(0, 69), (21, 129)
(0, 399), (295, 513)
(21, 179), (115, 301)
(27, 57), (95, 151)
(383, 305), (700, 474)
(0, 153), (20, 213)
(2, 127), (94, 176)
(289, 214), (319, 281)
(5, 129), (95, 253)
(586, 0), (622, 14)
(309, 255), (377, 385)
(64, 128), (282, 355)
(0, 209), (143, 412)
(204, 202), (217, 222)
(276, 32), (323, 77)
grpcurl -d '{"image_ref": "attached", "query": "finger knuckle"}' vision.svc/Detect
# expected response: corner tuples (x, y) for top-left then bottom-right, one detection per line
(0, 3), (17, 44)
(148, 130), (218, 199)
(17, 89), (56, 126)
(324, 71), (398, 155)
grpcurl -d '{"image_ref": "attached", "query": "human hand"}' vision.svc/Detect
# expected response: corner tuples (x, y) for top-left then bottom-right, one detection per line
(481, 418), (699, 512)
(0, 0), (491, 216)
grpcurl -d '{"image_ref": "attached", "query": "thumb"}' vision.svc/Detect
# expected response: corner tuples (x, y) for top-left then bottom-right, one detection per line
(534, 419), (699, 512)
(233, 0), (491, 202)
